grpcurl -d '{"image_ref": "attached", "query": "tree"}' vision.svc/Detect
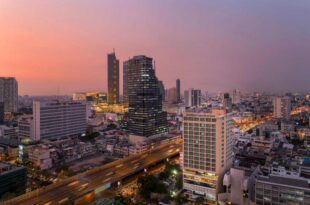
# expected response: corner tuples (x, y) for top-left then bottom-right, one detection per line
(195, 196), (205, 205)
(175, 194), (189, 204)
(137, 174), (168, 200)
(175, 174), (183, 190)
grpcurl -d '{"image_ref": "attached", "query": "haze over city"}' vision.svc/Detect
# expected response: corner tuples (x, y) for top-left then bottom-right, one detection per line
(1, 0), (309, 95)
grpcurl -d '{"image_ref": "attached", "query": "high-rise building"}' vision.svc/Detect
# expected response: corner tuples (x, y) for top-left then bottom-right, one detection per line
(0, 77), (18, 113)
(273, 96), (291, 119)
(125, 55), (167, 137)
(176, 79), (181, 103)
(222, 93), (232, 110)
(0, 102), (4, 125)
(184, 89), (201, 107)
(183, 108), (233, 201)
(166, 87), (177, 104)
(123, 60), (129, 104)
(232, 89), (241, 104)
(158, 81), (165, 102)
(33, 101), (86, 140)
(107, 52), (119, 104)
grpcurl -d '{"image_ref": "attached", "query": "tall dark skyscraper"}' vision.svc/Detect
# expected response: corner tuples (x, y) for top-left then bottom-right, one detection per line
(123, 60), (129, 104)
(176, 78), (181, 103)
(125, 55), (167, 137)
(223, 92), (232, 110)
(158, 80), (165, 102)
(0, 77), (18, 113)
(107, 51), (119, 104)
(0, 102), (4, 125)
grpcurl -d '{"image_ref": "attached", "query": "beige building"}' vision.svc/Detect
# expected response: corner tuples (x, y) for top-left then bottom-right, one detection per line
(182, 108), (233, 202)
(28, 145), (52, 170)
(273, 96), (291, 119)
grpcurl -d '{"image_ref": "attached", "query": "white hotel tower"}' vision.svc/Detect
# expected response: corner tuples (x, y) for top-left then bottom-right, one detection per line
(182, 108), (233, 202)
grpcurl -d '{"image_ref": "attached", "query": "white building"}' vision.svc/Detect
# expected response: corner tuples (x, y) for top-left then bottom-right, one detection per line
(182, 108), (233, 201)
(0, 77), (18, 113)
(18, 115), (36, 141)
(33, 101), (87, 140)
(0, 125), (17, 139)
(273, 96), (291, 119)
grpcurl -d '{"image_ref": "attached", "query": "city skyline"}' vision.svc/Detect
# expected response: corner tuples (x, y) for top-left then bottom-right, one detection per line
(1, 0), (310, 95)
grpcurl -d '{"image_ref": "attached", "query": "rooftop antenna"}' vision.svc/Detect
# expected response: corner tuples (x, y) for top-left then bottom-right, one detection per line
(113, 48), (115, 53)
(154, 60), (156, 72)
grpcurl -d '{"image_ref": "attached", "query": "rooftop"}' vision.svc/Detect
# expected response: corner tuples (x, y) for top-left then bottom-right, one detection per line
(257, 174), (310, 189)
(0, 161), (24, 174)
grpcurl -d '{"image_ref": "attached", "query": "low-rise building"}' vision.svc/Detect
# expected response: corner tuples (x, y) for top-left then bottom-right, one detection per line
(0, 125), (17, 139)
(18, 115), (36, 141)
(255, 163), (310, 205)
(28, 145), (52, 170)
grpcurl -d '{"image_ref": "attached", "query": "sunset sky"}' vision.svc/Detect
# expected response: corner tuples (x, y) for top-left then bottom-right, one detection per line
(0, 0), (309, 95)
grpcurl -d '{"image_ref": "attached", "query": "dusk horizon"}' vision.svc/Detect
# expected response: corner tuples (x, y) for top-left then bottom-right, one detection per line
(1, 0), (310, 95)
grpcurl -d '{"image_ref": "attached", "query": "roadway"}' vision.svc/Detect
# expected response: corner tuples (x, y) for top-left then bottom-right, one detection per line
(2, 141), (181, 205)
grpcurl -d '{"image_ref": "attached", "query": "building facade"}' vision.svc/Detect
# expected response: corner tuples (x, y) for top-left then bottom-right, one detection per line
(158, 81), (165, 102)
(255, 166), (310, 205)
(107, 52), (120, 104)
(0, 77), (18, 113)
(0, 162), (26, 197)
(33, 101), (87, 140)
(222, 93), (232, 110)
(273, 96), (291, 119)
(166, 87), (177, 104)
(232, 89), (241, 104)
(183, 108), (233, 201)
(184, 89), (202, 107)
(125, 55), (167, 137)
(0, 102), (4, 125)
(123, 60), (129, 104)
(18, 115), (35, 141)
(176, 79), (181, 103)
(0, 125), (17, 139)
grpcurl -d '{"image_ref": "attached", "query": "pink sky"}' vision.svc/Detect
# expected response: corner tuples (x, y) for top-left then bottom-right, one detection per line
(0, 0), (309, 95)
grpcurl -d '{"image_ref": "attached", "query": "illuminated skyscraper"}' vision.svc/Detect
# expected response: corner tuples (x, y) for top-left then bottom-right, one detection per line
(183, 108), (233, 201)
(125, 55), (167, 137)
(107, 52), (119, 104)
